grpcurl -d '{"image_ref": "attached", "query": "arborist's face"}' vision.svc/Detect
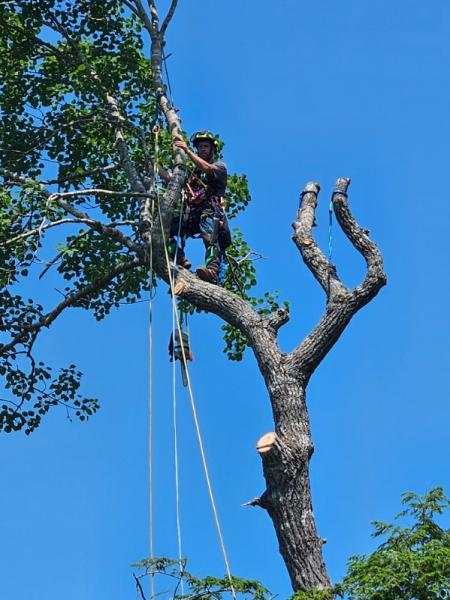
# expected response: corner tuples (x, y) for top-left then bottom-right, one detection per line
(196, 141), (214, 161)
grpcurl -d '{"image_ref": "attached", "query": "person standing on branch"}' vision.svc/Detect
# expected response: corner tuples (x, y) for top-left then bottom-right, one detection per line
(165, 131), (231, 284)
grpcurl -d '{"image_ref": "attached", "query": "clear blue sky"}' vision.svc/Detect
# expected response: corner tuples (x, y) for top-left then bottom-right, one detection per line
(1, 1), (450, 598)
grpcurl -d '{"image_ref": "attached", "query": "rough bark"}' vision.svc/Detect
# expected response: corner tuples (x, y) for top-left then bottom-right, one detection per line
(140, 5), (387, 593)
(2, 2), (387, 592)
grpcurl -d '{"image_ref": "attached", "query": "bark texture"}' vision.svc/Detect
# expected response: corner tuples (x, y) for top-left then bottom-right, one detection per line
(2, 2), (386, 592)
(141, 7), (387, 592)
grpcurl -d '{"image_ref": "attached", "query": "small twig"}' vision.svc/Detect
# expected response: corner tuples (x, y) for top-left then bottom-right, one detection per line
(38, 229), (91, 280)
(42, 163), (119, 185)
(122, 0), (142, 20)
(242, 497), (262, 507)
(48, 189), (152, 200)
(1, 219), (92, 247)
(0, 257), (142, 357)
(134, 573), (147, 600)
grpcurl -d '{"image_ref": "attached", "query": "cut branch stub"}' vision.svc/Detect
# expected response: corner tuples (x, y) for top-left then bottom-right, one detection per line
(292, 181), (346, 301)
(256, 432), (277, 455)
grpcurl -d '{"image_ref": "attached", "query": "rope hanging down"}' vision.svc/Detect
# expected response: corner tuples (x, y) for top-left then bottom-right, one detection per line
(147, 193), (155, 600)
(149, 125), (236, 599)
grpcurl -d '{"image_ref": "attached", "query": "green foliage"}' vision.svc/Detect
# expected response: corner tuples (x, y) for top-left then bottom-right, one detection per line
(225, 174), (251, 220)
(0, 0), (156, 432)
(222, 229), (289, 361)
(290, 591), (334, 600)
(132, 557), (271, 600)
(336, 487), (450, 599)
(133, 491), (450, 600)
(0, 0), (279, 431)
(177, 227), (289, 362)
(0, 289), (99, 433)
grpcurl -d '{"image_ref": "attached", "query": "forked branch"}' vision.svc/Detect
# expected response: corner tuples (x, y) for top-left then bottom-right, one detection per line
(292, 181), (347, 301)
(160, 0), (179, 37)
(288, 178), (387, 379)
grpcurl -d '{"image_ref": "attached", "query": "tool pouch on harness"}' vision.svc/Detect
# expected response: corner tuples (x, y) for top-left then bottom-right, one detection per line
(186, 173), (207, 206)
(209, 197), (231, 250)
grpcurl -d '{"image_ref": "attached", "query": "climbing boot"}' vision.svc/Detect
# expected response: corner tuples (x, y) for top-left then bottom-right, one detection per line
(196, 245), (220, 284)
(168, 239), (191, 270)
(176, 252), (192, 270)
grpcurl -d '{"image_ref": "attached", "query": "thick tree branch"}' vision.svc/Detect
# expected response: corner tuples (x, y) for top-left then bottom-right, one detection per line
(169, 269), (284, 380)
(292, 181), (347, 300)
(287, 178), (387, 379)
(160, 0), (178, 37)
(0, 257), (142, 358)
(147, 0), (159, 24)
(131, 0), (187, 279)
(136, 3), (287, 383)
(332, 177), (386, 304)
(130, 0), (154, 35)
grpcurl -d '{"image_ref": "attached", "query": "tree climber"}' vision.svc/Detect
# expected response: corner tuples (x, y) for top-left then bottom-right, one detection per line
(162, 131), (231, 284)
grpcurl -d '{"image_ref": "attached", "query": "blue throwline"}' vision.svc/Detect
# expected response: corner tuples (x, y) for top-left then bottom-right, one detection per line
(328, 201), (333, 261)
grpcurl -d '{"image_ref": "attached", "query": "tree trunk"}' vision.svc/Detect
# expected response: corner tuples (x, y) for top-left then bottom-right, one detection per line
(143, 9), (387, 593)
(257, 379), (331, 590)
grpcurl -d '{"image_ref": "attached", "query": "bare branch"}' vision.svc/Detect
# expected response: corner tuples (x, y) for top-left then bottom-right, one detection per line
(147, 0), (159, 24)
(39, 229), (91, 280)
(0, 257), (142, 358)
(122, 0), (142, 20)
(42, 163), (119, 185)
(292, 181), (347, 300)
(48, 188), (153, 199)
(242, 496), (267, 508)
(1, 169), (142, 256)
(265, 308), (290, 333)
(134, 573), (147, 600)
(48, 193), (142, 255)
(168, 269), (284, 380)
(332, 177), (387, 304)
(287, 178), (387, 380)
(1, 218), (91, 246)
(160, 0), (179, 37)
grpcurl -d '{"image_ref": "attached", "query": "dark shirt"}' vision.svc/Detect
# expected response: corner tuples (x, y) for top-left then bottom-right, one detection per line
(194, 160), (227, 198)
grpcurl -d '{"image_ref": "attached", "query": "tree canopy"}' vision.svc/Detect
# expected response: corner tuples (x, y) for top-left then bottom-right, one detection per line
(2, 0), (449, 598)
(337, 488), (450, 599)
(1, 0), (284, 433)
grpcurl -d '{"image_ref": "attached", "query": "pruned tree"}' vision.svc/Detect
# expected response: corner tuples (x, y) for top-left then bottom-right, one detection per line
(0, 0), (386, 593)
